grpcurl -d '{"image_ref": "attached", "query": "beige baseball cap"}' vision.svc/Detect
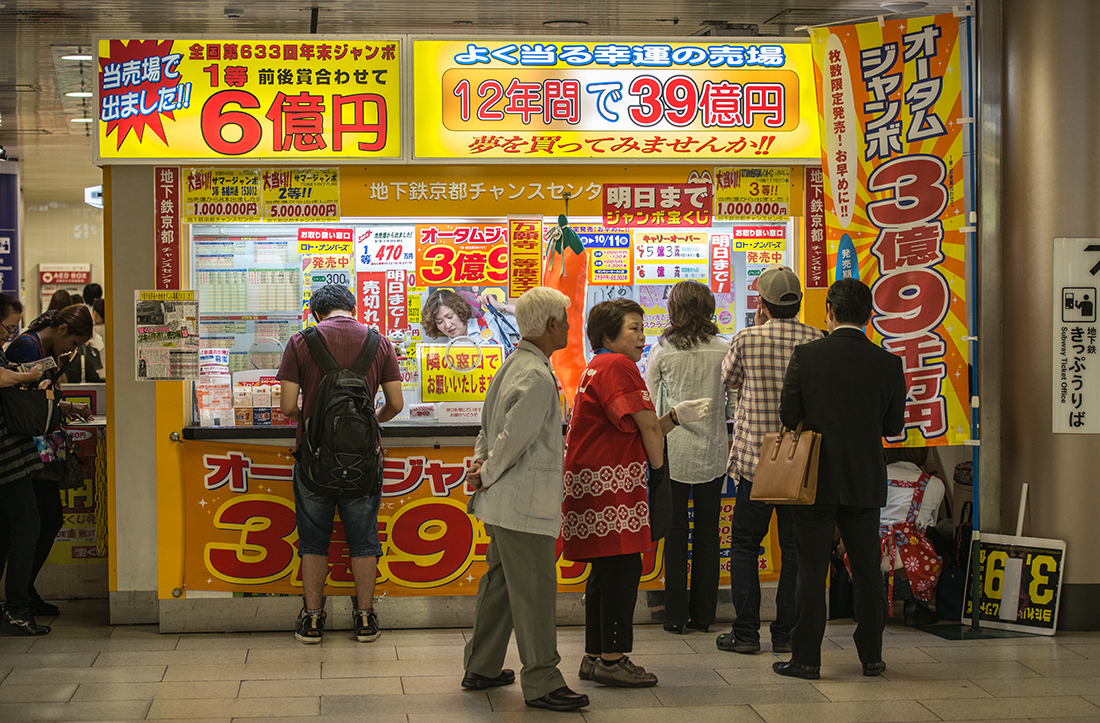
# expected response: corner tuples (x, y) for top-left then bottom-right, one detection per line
(757, 264), (803, 305)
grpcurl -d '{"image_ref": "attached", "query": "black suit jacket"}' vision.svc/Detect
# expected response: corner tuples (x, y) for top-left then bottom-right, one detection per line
(779, 327), (906, 508)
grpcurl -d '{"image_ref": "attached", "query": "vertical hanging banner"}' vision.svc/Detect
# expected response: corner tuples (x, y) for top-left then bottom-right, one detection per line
(804, 166), (827, 289)
(414, 224), (509, 286)
(507, 217), (543, 298)
(154, 167), (180, 290)
(811, 14), (970, 446)
(96, 38), (402, 162)
(710, 233), (731, 294)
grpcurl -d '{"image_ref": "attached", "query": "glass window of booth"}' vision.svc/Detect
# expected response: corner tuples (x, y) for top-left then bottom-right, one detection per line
(188, 217), (795, 426)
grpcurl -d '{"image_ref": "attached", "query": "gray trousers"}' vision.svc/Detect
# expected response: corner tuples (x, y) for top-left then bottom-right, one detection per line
(463, 524), (566, 700)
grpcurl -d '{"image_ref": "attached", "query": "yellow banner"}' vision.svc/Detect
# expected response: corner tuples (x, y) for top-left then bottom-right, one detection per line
(714, 167), (791, 220)
(507, 217), (543, 298)
(182, 168), (261, 223)
(414, 40), (819, 160)
(418, 343), (504, 402)
(180, 442), (778, 596)
(96, 38), (402, 162)
(263, 168), (340, 222)
(811, 15), (970, 446)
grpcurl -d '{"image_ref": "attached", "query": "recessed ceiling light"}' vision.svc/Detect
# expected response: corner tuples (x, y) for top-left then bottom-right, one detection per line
(880, 1), (928, 11)
(61, 54), (93, 61)
(65, 91), (93, 98)
(71, 118), (94, 123)
(543, 20), (588, 28)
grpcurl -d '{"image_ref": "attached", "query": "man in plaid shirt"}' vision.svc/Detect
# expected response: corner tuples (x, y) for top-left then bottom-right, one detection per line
(716, 264), (824, 655)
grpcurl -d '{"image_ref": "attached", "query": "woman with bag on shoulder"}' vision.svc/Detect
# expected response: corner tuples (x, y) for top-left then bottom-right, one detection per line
(563, 299), (709, 689)
(2, 304), (94, 621)
(0, 294), (52, 635)
(644, 281), (735, 635)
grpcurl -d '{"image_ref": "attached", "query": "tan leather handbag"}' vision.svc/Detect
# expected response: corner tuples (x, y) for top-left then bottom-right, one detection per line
(749, 423), (821, 505)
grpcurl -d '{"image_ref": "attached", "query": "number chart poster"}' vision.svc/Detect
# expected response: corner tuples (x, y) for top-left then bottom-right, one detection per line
(413, 39), (820, 160)
(811, 14), (971, 447)
(96, 38), (402, 162)
(182, 442), (781, 595)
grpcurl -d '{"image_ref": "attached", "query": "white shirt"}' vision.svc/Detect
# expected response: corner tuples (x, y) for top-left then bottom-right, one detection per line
(880, 461), (945, 530)
(645, 335), (736, 484)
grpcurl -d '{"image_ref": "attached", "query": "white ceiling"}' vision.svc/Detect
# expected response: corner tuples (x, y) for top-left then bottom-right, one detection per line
(0, 0), (945, 204)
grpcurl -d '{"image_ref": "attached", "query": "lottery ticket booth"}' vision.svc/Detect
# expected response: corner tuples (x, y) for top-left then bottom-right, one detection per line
(96, 30), (970, 631)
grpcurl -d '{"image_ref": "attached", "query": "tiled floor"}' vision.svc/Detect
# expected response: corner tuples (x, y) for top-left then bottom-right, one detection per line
(2, 600), (1100, 722)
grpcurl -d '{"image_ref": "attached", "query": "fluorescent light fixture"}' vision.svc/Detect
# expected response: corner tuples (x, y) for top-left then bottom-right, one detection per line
(71, 118), (94, 123)
(65, 91), (93, 98)
(880, 1), (928, 11)
(543, 20), (588, 28)
(61, 54), (93, 61)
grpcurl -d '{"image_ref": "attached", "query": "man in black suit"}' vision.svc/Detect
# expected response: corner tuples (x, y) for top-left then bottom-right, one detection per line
(773, 278), (906, 680)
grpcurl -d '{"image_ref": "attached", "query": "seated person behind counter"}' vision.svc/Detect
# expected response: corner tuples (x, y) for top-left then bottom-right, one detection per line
(422, 289), (519, 351)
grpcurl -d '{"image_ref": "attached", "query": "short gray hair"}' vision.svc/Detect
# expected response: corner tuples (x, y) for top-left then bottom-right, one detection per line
(515, 287), (570, 338)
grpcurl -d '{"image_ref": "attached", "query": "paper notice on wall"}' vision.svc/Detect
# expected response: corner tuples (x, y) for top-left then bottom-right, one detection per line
(135, 290), (199, 381)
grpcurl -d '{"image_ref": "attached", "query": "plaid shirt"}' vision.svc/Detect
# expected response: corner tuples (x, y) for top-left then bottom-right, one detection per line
(723, 318), (824, 482)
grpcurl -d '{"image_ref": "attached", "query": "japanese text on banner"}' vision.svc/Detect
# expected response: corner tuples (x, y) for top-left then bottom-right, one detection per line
(415, 224), (509, 286)
(97, 38), (401, 161)
(603, 183), (712, 228)
(811, 14), (970, 446)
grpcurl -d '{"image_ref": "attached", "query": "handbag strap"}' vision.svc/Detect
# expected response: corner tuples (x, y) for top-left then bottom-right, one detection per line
(768, 421), (806, 462)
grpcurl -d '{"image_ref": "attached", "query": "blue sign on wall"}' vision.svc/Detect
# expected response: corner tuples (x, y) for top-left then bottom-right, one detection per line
(0, 171), (20, 299)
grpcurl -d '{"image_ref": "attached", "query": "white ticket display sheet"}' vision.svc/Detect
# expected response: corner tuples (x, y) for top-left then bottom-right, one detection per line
(135, 290), (200, 381)
(1053, 238), (1100, 433)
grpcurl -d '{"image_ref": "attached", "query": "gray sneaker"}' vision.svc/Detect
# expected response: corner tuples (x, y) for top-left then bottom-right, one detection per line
(591, 656), (657, 688)
(579, 655), (596, 680)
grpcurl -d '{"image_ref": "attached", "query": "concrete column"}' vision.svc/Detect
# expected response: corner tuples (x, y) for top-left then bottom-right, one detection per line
(1001, 0), (1100, 629)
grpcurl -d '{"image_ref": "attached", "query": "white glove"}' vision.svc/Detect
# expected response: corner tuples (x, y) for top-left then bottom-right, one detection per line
(673, 398), (710, 424)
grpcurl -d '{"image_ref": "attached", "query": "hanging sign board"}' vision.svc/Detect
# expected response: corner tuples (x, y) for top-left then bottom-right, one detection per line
(714, 166), (791, 220)
(1053, 238), (1100, 433)
(96, 38), (402, 163)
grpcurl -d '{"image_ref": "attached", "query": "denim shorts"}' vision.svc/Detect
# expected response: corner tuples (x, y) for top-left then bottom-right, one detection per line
(293, 464), (383, 558)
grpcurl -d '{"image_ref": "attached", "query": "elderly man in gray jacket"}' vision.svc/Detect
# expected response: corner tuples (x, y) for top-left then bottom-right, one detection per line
(460, 287), (589, 713)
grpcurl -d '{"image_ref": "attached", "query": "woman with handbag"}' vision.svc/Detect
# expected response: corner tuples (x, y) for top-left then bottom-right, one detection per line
(0, 294), (52, 635)
(644, 281), (734, 635)
(562, 299), (709, 688)
(3, 304), (94, 619)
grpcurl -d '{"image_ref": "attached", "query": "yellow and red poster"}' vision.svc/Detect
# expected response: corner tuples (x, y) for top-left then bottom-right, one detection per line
(263, 168), (340, 222)
(181, 442), (778, 596)
(96, 38), (401, 162)
(182, 168), (261, 223)
(507, 217), (543, 298)
(413, 40), (820, 160)
(418, 344), (505, 402)
(414, 223), (509, 286)
(714, 167), (791, 220)
(811, 14), (970, 446)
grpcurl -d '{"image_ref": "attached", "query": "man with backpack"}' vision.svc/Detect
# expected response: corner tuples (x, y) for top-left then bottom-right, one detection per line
(277, 284), (403, 644)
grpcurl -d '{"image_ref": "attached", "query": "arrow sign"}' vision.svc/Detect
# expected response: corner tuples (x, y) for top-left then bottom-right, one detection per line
(1088, 244), (1100, 275)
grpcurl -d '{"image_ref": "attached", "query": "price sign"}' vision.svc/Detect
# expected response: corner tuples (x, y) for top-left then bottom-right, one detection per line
(262, 168), (340, 223)
(963, 533), (1066, 635)
(714, 166), (791, 221)
(182, 168), (262, 223)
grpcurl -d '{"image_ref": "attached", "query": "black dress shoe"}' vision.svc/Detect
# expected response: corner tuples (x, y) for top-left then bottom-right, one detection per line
(772, 661), (820, 680)
(863, 661), (887, 676)
(461, 669), (516, 690)
(525, 686), (590, 711)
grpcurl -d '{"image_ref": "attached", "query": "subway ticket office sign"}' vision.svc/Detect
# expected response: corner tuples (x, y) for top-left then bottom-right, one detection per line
(182, 442), (780, 596)
(962, 533), (1066, 635)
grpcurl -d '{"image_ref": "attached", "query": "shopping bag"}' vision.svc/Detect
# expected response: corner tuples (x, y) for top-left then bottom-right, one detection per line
(749, 422), (820, 505)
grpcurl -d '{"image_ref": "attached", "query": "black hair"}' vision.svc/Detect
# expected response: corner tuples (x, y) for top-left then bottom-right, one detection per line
(885, 446), (930, 467)
(826, 278), (873, 326)
(26, 304), (94, 339)
(0, 293), (23, 319)
(309, 284), (356, 319)
(586, 298), (644, 350)
(93, 298), (105, 321)
(83, 283), (103, 304)
(763, 297), (801, 320)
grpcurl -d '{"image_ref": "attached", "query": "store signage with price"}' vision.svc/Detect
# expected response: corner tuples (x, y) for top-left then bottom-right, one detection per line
(963, 533), (1066, 635)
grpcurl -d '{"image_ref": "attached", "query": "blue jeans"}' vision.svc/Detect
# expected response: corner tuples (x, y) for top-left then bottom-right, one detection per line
(293, 464), (382, 558)
(727, 476), (798, 643)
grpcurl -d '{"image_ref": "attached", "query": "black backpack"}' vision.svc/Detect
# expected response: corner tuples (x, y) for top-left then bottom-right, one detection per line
(296, 326), (384, 498)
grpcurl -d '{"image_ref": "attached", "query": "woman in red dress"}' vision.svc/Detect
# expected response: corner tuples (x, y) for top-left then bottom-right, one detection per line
(563, 299), (708, 688)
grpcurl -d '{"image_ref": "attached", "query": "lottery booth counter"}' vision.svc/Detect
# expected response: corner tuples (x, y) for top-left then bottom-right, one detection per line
(97, 32), (974, 633)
